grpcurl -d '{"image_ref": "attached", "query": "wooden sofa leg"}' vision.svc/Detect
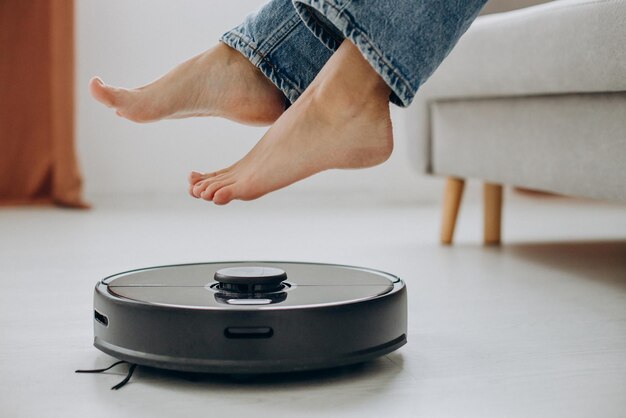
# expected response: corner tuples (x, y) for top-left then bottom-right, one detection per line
(483, 183), (503, 246)
(440, 177), (465, 245)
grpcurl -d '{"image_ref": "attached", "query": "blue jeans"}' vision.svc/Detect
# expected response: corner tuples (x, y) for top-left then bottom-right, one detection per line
(221, 0), (487, 107)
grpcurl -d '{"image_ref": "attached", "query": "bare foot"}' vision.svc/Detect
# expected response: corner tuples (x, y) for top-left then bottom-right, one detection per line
(89, 43), (285, 125)
(188, 41), (392, 205)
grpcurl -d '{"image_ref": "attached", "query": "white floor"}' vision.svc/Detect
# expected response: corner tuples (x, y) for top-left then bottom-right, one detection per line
(1, 189), (625, 418)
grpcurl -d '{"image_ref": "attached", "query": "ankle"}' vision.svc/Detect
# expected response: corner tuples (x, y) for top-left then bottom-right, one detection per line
(310, 73), (389, 123)
(312, 69), (389, 119)
(212, 42), (245, 66)
(320, 42), (389, 99)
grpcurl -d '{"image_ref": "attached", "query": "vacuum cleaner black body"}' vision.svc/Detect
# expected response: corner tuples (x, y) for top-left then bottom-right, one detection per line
(93, 262), (407, 374)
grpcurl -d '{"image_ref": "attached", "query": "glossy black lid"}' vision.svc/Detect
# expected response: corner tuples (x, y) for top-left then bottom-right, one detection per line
(102, 261), (402, 310)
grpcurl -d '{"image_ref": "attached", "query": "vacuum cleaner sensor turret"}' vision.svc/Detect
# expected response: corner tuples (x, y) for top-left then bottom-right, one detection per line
(92, 261), (407, 374)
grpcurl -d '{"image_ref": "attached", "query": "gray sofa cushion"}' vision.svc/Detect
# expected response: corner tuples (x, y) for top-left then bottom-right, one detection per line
(406, 0), (626, 174)
(422, 0), (626, 99)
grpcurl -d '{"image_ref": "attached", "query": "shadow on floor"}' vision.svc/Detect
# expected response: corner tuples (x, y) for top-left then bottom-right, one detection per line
(504, 240), (626, 289)
(95, 352), (406, 392)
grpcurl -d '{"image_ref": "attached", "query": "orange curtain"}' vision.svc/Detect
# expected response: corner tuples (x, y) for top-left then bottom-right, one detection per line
(0, 0), (86, 208)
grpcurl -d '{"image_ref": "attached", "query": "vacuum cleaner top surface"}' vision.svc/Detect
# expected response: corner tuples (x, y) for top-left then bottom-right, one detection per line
(93, 261), (407, 374)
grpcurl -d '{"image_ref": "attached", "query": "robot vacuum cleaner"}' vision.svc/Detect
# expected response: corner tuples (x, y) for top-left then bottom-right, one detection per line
(92, 261), (407, 374)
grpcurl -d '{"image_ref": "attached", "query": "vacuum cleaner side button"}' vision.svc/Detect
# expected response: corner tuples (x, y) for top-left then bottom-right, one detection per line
(224, 327), (273, 339)
(226, 298), (272, 305)
(94, 310), (108, 327)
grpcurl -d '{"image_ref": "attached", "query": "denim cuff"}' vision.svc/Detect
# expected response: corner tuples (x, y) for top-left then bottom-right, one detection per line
(292, 0), (411, 107)
(221, 24), (305, 104)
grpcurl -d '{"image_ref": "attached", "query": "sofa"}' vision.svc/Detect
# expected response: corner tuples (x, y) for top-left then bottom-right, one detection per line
(407, 0), (626, 245)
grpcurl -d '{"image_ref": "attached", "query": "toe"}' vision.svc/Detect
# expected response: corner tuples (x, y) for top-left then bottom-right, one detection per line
(189, 172), (210, 197)
(192, 179), (213, 198)
(201, 179), (234, 201)
(188, 170), (207, 185)
(199, 182), (222, 201)
(187, 167), (234, 186)
(89, 77), (127, 108)
(188, 183), (199, 198)
(213, 185), (237, 205)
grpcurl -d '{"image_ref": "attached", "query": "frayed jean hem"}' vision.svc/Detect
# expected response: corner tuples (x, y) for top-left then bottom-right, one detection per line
(221, 29), (304, 105)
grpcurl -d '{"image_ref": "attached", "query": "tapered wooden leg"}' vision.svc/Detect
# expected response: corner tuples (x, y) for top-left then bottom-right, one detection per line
(483, 183), (503, 246)
(440, 177), (465, 245)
